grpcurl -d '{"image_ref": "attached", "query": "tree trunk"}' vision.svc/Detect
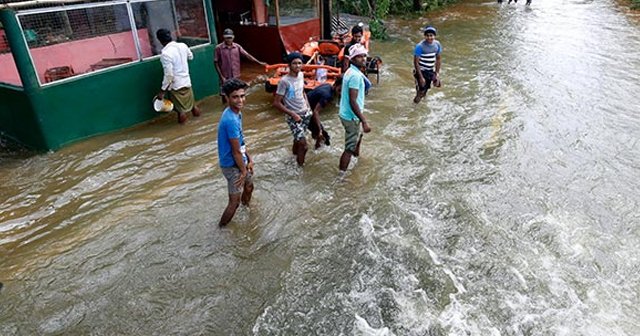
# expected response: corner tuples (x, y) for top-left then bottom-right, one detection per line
(366, 0), (375, 17)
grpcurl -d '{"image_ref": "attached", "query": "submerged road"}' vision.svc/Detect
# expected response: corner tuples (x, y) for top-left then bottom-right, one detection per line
(1, 0), (640, 334)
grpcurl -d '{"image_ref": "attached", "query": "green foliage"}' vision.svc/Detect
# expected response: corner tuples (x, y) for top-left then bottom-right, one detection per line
(336, 0), (459, 17)
(336, 0), (370, 16)
(334, 0), (460, 39)
(369, 17), (387, 39)
(632, 0), (640, 9)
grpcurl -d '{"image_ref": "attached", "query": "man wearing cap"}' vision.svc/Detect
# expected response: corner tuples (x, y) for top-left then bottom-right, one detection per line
(214, 28), (266, 85)
(341, 24), (364, 73)
(273, 52), (313, 166)
(413, 25), (442, 104)
(339, 44), (371, 173)
(155, 28), (201, 124)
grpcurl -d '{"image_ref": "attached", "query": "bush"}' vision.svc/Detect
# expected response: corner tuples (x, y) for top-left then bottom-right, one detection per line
(335, 0), (460, 38)
(369, 18), (387, 39)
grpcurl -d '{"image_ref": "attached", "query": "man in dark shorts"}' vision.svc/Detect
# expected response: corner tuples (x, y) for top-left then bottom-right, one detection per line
(413, 25), (442, 104)
(217, 79), (254, 227)
(306, 76), (343, 149)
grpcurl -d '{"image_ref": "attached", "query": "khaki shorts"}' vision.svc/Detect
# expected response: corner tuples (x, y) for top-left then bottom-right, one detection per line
(221, 167), (253, 194)
(340, 117), (361, 153)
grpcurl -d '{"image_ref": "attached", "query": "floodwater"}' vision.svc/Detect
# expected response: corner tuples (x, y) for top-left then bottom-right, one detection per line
(2, 0), (640, 334)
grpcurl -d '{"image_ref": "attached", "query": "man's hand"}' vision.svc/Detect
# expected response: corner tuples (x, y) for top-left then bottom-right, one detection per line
(246, 160), (254, 174)
(362, 121), (371, 133)
(292, 114), (302, 123)
(418, 77), (426, 88)
(433, 73), (441, 87)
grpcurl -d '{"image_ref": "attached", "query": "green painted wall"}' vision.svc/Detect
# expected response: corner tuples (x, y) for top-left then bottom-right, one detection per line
(0, 45), (217, 151)
(0, 83), (47, 149)
(1, 2), (220, 151)
(33, 45), (217, 150)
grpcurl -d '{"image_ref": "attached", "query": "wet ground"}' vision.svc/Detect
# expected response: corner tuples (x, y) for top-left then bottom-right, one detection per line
(1, 0), (640, 334)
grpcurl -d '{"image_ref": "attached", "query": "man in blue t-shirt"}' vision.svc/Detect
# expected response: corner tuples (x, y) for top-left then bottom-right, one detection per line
(306, 76), (342, 149)
(339, 44), (371, 173)
(217, 78), (254, 227)
(413, 25), (442, 104)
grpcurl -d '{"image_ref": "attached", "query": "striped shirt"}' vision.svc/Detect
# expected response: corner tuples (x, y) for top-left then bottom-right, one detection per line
(414, 40), (442, 72)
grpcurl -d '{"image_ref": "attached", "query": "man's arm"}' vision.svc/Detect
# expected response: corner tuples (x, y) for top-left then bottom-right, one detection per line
(435, 53), (442, 77)
(312, 101), (323, 134)
(213, 47), (225, 82)
(245, 151), (253, 174)
(342, 48), (350, 72)
(187, 46), (194, 61)
(414, 55), (425, 87)
(239, 45), (266, 66)
(229, 138), (247, 186)
(273, 94), (301, 122)
(349, 88), (370, 133)
(214, 61), (225, 82)
(158, 53), (173, 98)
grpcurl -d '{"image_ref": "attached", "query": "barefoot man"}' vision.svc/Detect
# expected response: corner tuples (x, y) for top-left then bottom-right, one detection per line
(217, 79), (254, 227)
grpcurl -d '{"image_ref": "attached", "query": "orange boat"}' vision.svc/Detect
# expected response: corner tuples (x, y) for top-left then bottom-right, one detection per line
(264, 63), (342, 93)
(264, 28), (381, 93)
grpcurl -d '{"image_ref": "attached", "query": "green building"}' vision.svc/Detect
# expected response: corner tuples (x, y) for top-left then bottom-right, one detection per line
(0, 0), (219, 151)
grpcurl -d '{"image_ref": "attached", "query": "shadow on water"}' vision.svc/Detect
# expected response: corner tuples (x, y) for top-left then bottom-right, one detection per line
(0, 136), (36, 160)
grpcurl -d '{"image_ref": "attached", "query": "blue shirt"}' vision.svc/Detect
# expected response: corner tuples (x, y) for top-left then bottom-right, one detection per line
(217, 107), (247, 168)
(339, 64), (365, 121)
(414, 40), (442, 72)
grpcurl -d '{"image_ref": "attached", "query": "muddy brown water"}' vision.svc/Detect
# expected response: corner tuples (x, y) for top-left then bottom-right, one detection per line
(1, 1), (640, 334)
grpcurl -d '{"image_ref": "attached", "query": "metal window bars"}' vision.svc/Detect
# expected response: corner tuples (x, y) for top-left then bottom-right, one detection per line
(12, 0), (209, 85)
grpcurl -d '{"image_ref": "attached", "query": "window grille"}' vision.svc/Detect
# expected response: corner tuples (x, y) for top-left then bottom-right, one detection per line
(0, 26), (22, 86)
(10, 0), (210, 85)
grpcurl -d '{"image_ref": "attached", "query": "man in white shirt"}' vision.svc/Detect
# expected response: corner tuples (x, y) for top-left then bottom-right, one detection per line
(156, 29), (201, 124)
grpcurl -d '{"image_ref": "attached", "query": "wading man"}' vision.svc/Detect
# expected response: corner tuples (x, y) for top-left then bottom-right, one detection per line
(217, 79), (254, 227)
(273, 52), (313, 166)
(413, 25), (442, 104)
(156, 28), (201, 124)
(306, 76), (343, 149)
(214, 28), (266, 84)
(339, 44), (371, 173)
(342, 24), (364, 72)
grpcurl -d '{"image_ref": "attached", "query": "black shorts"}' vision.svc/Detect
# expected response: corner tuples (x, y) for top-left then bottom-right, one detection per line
(414, 69), (435, 93)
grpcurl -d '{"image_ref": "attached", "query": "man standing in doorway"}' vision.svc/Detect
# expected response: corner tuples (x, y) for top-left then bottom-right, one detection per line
(339, 44), (371, 173)
(214, 28), (266, 84)
(156, 28), (201, 124)
(217, 79), (254, 227)
(413, 25), (442, 104)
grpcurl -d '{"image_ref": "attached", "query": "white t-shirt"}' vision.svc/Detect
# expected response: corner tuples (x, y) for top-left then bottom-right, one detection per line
(160, 41), (194, 90)
(275, 72), (311, 116)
